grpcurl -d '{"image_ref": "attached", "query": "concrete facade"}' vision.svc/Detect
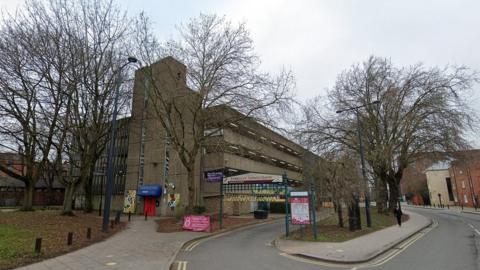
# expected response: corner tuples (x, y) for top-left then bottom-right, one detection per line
(97, 57), (316, 216)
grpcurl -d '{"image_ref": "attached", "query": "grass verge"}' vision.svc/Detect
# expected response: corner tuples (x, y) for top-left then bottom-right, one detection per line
(288, 208), (409, 242)
(0, 210), (124, 270)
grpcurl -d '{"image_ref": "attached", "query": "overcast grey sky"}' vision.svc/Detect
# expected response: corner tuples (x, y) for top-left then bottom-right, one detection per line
(1, 0), (479, 144)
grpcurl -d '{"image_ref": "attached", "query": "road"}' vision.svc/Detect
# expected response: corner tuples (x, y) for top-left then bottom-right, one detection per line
(174, 208), (480, 270)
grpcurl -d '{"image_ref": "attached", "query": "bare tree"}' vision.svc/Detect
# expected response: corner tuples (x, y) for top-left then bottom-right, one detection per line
(0, 0), (75, 210)
(313, 151), (362, 227)
(60, 0), (136, 213)
(135, 14), (295, 212)
(297, 56), (477, 213)
(0, 0), (136, 213)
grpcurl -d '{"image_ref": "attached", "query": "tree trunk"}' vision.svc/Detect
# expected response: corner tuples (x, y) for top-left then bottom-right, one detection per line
(376, 180), (388, 214)
(84, 178), (93, 212)
(83, 161), (96, 213)
(21, 181), (34, 211)
(347, 203), (355, 231)
(337, 200), (344, 228)
(186, 168), (195, 214)
(388, 181), (400, 213)
(62, 183), (76, 216)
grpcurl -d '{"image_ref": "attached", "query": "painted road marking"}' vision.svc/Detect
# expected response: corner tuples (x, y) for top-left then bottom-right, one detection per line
(184, 241), (201, 251)
(466, 223), (480, 235)
(363, 219), (438, 268)
(176, 261), (188, 270)
(278, 253), (352, 268)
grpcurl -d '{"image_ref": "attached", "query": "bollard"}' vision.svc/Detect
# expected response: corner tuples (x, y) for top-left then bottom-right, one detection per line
(87, 227), (91, 239)
(128, 211), (131, 222)
(110, 220), (114, 229)
(35, 237), (42, 253)
(145, 212), (147, 221)
(461, 204), (464, 210)
(67, 232), (73, 246)
(447, 204), (449, 209)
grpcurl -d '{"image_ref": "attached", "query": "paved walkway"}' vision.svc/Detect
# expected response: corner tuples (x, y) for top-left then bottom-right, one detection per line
(17, 216), (208, 270)
(275, 210), (431, 263)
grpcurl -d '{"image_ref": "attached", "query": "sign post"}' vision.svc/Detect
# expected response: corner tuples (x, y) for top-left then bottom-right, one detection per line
(219, 177), (224, 229)
(310, 182), (318, 240)
(283, 172), (289, 238)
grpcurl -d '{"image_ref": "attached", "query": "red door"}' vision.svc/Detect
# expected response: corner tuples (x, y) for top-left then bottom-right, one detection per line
(144, 197), (156, 216)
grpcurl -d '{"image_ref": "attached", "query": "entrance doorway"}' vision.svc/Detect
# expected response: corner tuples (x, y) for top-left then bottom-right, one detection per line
(144, 197), (156, 216)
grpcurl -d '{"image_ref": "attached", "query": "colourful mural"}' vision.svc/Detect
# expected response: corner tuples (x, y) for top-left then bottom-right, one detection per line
(123, 190), (137, 213)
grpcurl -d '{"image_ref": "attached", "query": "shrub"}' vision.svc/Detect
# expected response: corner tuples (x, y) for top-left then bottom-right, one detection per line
(193, 205), (206, 214)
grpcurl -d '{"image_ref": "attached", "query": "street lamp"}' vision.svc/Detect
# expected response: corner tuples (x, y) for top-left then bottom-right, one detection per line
(102, 56), (138, 232)
(336, 100), (380, 228)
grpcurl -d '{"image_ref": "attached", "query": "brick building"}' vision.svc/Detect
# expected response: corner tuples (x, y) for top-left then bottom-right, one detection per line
(0, 153), (64, 206)
(401, 150), (480, 207)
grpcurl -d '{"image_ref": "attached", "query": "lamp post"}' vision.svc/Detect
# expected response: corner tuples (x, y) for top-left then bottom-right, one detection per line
(336, 100), (380, 228)
(102, 56), (138, 232)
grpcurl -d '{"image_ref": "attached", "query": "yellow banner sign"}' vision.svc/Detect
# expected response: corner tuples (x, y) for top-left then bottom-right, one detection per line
(224, 195), (285, 202)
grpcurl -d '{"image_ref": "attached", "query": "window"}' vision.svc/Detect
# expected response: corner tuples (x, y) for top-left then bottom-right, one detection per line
(204, 128), (223, 136)
(464, 194), (468, 203)
(462, 181), (466, 189)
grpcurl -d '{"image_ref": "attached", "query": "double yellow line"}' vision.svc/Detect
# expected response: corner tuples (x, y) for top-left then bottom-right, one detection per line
(365, 219), (438, 268)
(183, 240), (203, 251)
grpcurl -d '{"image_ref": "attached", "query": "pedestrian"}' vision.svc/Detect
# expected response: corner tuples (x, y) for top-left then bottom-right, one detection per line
(393, 206), (403, 227)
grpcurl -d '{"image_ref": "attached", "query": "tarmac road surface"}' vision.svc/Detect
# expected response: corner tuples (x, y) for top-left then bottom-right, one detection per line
(174, 208), (480, 270)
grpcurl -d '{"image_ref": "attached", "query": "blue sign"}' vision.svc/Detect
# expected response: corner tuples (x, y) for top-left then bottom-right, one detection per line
(205, 171), (223, 182)
(138, 184), (163, 197)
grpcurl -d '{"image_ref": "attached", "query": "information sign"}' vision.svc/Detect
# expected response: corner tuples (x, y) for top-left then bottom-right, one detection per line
(183, 215), (211, 232)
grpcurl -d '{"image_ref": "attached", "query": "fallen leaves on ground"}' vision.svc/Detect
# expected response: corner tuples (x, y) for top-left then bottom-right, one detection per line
(0, 210), (125, 270)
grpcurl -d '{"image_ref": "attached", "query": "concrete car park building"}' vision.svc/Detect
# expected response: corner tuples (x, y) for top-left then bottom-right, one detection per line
(91, 57), (317, 217)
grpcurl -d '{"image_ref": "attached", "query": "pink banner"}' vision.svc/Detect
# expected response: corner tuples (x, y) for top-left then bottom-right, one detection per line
(183, 215), (211, 232)
(290, 197), (310, 225)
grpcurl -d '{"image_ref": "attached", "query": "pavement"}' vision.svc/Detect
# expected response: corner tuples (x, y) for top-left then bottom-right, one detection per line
(16, 215), (208, 270)
(274, 209), (431, 263)
(16, 213), (286, 270)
